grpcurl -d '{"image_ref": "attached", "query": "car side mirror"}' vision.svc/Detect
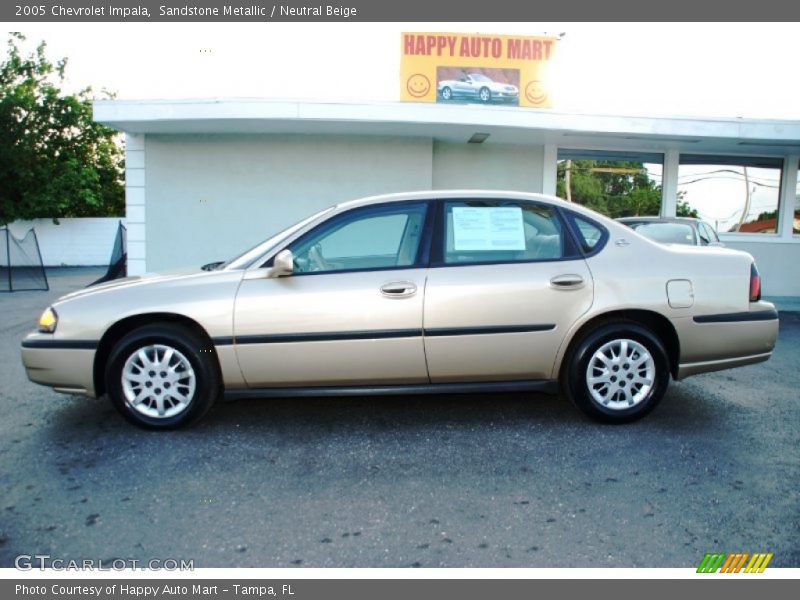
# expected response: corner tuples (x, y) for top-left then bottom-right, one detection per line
(271, 249), (294, 277)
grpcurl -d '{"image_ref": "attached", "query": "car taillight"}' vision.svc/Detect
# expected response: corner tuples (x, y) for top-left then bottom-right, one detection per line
(749, 263), (761, 302)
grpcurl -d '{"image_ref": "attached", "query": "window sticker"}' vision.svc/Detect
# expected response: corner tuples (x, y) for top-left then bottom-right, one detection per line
(452, 206), (526, 251)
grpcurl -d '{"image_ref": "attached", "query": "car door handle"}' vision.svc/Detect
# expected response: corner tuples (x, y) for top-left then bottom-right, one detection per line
(380, 281), (417, 298)
(550, 274), (585, 289)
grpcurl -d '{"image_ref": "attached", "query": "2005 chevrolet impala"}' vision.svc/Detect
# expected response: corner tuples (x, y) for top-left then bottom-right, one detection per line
(21, 191), (779, 428)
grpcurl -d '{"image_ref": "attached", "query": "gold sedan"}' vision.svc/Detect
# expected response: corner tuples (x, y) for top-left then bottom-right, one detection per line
(21, 191), (779, 428)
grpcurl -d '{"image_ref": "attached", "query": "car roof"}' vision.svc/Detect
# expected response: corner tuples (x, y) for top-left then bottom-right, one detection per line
(333, 189), (622, 226)
(332, 190), (608, 220)
(617, 216), (701, 224)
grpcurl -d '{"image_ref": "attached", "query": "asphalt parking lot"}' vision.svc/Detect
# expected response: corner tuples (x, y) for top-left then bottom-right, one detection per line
(1, 268), (798, 569)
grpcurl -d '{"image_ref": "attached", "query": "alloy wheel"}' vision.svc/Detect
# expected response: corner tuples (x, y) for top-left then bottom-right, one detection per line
(585, 338), (655, 411)
(121, 344), (196, 419)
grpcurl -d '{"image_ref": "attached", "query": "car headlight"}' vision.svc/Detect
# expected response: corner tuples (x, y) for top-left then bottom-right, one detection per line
(38, 307), (58, 333)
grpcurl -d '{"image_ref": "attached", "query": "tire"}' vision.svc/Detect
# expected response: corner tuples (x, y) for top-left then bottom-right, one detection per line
(478, 87), (491, 102)
(563, 321), (670, 424)
(105, 323), (220, 429)
(441, 86), (452, 100)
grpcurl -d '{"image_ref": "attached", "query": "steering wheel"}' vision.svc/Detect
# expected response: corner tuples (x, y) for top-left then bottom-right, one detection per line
(307, 243), (330, 272)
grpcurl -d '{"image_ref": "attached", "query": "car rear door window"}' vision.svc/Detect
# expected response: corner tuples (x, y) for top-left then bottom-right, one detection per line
(441, 200), (565, 265)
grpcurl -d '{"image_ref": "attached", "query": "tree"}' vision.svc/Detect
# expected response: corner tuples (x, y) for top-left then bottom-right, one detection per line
(557, 160), (663, 218)
(676, 198), (699, 218)
(0, 33), (123, 225)
(557, 159), (701, 219)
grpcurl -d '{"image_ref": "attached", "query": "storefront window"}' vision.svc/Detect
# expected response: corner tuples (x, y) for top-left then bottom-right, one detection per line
(678, 155), (782, 234)
(556, 150), (663, 218)
(794, 161), (800, 235)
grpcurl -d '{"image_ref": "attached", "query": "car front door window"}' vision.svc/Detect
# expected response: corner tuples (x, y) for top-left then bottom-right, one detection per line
(700, 222), (719, 244)
(290, 203), (428, 274)
(697, 223), (711, 245)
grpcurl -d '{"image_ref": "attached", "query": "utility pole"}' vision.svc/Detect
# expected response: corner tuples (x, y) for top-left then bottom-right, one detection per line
(565, 159), (572, 202)
(737, 166), (752, 231)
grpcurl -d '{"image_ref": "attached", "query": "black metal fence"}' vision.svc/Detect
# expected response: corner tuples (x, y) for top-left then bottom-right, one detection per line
(91, 221), (127, 286)
(0, 226), (49, 292)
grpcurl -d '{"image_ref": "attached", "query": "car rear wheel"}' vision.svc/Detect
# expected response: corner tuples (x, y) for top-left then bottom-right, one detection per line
(105, 323), (220, 429)
(564, 321), (670, 423)
(441, 86), (452, 100)
(478, 87), (491, 102)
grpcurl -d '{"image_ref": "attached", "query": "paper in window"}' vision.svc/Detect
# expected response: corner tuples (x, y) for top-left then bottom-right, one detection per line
(452, 206), (525, 251)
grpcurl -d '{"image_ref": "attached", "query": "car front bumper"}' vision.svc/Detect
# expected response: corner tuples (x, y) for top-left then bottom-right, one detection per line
(21, 333), (98, 397)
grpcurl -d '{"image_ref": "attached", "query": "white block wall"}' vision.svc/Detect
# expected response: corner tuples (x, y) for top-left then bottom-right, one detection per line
(7, 218), (122, 266)
(125, 134), (147, 276)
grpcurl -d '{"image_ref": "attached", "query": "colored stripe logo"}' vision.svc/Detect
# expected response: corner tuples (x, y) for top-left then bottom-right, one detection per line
(697, 552), (773, 573)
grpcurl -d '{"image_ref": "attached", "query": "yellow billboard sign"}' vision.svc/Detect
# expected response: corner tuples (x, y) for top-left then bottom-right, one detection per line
(400, 32), (557, 108)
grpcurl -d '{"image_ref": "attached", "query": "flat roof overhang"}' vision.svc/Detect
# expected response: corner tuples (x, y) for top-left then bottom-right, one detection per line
(93, 98), (800, 156)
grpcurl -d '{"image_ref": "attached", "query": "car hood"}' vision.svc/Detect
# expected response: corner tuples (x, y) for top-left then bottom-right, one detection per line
(55, 266), (227, 303)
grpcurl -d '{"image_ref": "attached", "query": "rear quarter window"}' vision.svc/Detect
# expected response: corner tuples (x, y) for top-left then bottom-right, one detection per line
(566, 213), (608, 255)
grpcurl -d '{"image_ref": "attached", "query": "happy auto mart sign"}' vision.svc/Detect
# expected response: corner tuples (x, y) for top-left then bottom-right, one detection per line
(400, 32), (557, 108)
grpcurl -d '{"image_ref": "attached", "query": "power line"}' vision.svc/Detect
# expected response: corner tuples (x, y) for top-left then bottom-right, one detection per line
(679, 176), (779, 189)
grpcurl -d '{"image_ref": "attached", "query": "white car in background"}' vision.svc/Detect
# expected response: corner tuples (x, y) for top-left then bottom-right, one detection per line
(618, 216), (724, 247)
(438, 74), (519, 103)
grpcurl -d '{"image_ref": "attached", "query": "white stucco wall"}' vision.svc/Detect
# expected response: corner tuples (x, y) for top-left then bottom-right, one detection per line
(144, 135), (433, 271)
(8, 218), (122, 266)
(724, 240), (800, 297)
(432, 142), (544, 192)
(142, 135), (550, 272)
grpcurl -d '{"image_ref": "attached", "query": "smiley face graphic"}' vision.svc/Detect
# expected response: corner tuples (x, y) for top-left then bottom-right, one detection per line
(524, 80), (549, 106)
(406, 74), (431, 98)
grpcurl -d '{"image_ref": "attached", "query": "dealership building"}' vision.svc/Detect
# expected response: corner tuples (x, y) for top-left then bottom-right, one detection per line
(93, 98), (800, 295)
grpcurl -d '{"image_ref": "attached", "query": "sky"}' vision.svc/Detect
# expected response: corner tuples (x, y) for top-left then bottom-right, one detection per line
(10, 22), (800, 120)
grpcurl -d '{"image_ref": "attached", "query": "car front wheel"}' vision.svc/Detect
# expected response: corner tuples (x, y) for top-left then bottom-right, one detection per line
(105, 323), (220, 429)
(441, 86), (452, 100)
(564, 321), (670, 423)
(478, 87), (491, 102)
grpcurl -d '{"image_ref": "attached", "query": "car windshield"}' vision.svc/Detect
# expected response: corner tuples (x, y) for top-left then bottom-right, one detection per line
(218, 206), (335, 270)
(469, 74), (491, 82)
(628, 222), (696, 245)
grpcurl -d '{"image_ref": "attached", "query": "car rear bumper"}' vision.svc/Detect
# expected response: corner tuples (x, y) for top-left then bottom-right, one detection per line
(674, 302), (779, 380)
(21, 333), (97, 397)
(676, 351), (773, 380)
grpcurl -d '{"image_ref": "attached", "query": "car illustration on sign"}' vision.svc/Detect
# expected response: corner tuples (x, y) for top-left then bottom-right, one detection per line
(21, 191), (778, 429)
(438, 73), (519, 103)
